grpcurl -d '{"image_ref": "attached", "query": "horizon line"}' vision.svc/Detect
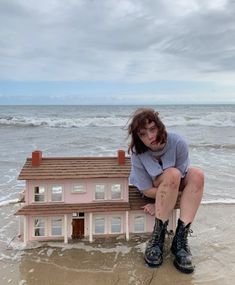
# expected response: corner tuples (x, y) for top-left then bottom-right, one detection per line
(0, 103), (235, 106)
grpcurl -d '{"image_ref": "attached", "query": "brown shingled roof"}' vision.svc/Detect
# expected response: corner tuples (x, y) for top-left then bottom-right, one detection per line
(15, 202), (131, 216)
(18, 157), (131, 180)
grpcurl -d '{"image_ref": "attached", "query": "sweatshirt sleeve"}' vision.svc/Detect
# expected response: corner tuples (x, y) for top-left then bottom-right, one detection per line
(129, 154), (154, 191)
(175, 137), (190, 177)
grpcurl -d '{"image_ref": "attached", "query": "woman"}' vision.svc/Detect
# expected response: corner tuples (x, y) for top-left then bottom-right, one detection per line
(128, 108), (204, 273)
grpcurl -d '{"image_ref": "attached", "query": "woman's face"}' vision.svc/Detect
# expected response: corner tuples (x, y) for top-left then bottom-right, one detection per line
(137, 121), (160, 151)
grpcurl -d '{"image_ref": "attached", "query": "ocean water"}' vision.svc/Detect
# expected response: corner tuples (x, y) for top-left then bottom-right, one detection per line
(0, 104), (234, 206)
(1, 104), (234, 284)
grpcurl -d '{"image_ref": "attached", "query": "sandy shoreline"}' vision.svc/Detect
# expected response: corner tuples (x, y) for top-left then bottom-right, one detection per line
(0, 204), (235, 285)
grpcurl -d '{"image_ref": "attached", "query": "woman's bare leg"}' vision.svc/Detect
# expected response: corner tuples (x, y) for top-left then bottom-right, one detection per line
(144, 167), (181, 222)
(179, 167), (204, 224)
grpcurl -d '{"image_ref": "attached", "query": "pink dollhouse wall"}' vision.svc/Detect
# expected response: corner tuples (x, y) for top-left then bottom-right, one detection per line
(26, 210), (156, 242)
(26, 178), (129, 204)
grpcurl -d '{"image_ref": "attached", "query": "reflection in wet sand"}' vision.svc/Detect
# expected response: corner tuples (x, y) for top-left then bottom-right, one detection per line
(19, 238), (149, 285)
(17, 236), (196, 285)
(0, 204), (235, 285)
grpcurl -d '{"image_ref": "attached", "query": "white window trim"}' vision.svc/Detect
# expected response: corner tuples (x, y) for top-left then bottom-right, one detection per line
(133, 214), (146, 233)
(93, 215), (106, 235)
(33, 216), (64, 238)
(71, 183), (87, 194)
(92, 182), (124, 201)
(33, 217), (47, 237)
(110, 183), (123, 200)
(93, 184), (107, 201)
(110, 215), (123, 234)
(49, 185), (64, 202)
(49, 216), (64, 237)
(33, 185), (47, 203)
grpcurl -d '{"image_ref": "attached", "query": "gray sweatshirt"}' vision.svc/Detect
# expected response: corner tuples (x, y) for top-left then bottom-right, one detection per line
(129, 132), (189, 191)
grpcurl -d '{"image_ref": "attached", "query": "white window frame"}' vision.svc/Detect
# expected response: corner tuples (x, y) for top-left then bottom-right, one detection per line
(93, 216), (106, 234)
(72, 183), (86, 194)
(50, 185), (64, 202)
(33, 217), (47, 237)
(110, 183), (123, 200)
(133, 214), (146, 233)
(50, 217), (63, 236)
(110, 215), (123, 234)
(33, 185), (46, 203)
(94, 184), (106, 201)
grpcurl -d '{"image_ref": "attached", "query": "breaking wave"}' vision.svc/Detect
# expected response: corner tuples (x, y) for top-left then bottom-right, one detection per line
(0, 116), (127, 128)
(0, 112), (235, 128)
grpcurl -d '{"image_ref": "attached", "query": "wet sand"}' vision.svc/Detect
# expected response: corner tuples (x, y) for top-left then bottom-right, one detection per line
(0, 204), (235, 285)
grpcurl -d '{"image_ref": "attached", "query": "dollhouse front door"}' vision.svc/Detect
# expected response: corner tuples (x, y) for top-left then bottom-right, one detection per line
(72, 218), (84, 239)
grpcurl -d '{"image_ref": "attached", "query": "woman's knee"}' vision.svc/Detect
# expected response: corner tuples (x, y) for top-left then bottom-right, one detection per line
(158, 167), (181, 188)
(187, 167), (205, 189)
(164, 167), (181, 181)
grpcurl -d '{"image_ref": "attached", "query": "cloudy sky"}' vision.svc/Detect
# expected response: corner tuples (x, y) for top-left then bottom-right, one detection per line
(0, 0), (235, 105)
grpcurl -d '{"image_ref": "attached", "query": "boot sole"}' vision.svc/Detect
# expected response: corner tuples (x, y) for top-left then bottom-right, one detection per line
(171, 247), (194, 274)
(173, 259), (194, 274)
(144, 256), (163, 268)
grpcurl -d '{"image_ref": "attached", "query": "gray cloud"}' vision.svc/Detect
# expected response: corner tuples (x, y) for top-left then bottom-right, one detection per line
(0, 0), (235, 81)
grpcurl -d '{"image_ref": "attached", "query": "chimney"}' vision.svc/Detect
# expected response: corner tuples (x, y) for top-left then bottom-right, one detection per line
(32, 150), (42, 167)
(117, 150), (125, 165)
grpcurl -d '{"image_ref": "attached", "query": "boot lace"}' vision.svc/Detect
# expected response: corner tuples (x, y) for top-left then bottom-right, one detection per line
(177, 228), (193, 253)
(148, 223), (167, 248)
(148, 228), (161, 246)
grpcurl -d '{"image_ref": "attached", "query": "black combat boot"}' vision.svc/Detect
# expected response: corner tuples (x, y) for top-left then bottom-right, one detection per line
(144, 218), (168, 267)
(171, 219), (194, 274)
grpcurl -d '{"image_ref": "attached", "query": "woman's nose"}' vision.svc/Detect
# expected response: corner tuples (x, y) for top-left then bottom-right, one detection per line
(147, 130), (153, 139)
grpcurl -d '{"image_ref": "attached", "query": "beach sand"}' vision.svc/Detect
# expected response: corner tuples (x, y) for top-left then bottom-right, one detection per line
(0, 204), (235, 285)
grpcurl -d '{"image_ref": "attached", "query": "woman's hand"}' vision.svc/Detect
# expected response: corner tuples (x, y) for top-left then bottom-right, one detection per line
(142, 203), (155, 216)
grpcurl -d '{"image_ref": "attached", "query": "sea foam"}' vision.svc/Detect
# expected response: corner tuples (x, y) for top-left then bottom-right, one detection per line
(0, 111), (234, 128)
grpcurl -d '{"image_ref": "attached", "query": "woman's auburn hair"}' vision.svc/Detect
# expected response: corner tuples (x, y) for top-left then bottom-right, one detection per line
(127, 108), (167, 154)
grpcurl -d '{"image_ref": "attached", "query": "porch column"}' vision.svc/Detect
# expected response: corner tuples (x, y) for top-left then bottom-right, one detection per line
(23, 216), (28, 246)
(89, 212), (93, 243)
(125, 211), (129, 241)
(18, 216), (22, 237)
(64, 214), (68, 244)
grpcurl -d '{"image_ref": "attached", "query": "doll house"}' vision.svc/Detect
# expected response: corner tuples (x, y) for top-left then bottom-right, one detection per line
(16, 150), (180, 245)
